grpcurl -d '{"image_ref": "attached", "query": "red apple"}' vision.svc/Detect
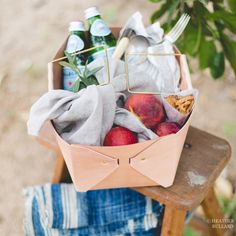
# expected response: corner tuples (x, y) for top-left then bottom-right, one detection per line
(103, 126), (138, 146)
(155, 122), (180, 137)
(125, 94), (165, 129)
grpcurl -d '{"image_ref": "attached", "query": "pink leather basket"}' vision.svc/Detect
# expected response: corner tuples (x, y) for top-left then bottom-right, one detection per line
(38, 28), (195, 192)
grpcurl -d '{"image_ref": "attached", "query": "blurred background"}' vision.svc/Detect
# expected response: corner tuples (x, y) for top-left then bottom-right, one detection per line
(0, 0), (235, 235)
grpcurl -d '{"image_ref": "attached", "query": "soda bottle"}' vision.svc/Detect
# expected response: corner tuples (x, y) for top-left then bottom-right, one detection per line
(63, 21), (87, 90)
(84, 6), (117, 61)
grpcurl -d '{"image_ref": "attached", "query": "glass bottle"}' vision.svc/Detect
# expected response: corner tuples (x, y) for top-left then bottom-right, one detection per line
(84, 6), (117, 61)
(63, 21), (87, 90)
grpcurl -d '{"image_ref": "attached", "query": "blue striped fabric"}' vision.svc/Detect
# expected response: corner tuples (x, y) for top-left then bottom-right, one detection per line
(23, 184), (164, 236)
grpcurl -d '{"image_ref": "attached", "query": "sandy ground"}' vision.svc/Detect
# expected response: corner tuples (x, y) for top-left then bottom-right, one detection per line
(0, 0), (235, 235)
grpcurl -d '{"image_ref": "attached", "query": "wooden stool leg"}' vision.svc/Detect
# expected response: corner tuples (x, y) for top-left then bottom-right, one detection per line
(52, 154), (71, 183)
(161, 206), (186, 236)
(201, 187), (226, 236)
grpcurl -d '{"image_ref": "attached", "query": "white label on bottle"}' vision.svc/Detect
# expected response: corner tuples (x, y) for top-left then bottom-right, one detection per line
(66, 35), (84, 53)
(91, 47), (115, 60)
(63, 66), (85, 90)
(90, 19), (111, 36)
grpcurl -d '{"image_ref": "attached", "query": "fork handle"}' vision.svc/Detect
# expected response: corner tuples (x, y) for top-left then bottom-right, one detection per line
(164, 35), (174, 44)
(112, 37), (130, 59)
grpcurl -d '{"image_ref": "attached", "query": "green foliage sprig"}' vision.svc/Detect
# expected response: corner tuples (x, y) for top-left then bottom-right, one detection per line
(150, 0), (236, 79)
(59, 52), (103, 92)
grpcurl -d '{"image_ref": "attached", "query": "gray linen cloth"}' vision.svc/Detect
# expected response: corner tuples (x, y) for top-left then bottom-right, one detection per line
(27, 57), (158, 145)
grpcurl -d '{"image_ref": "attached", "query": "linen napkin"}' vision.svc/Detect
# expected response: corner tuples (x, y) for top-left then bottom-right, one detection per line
(120, 12), (180, 93)
(27, 57), (158, 145)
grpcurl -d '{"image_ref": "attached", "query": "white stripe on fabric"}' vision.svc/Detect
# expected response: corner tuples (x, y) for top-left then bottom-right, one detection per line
(150, 214), (158, 228)
(144, 213), (148, 230)
(128, 219), (135, 233)
(67, 185), (71, 227)
(51, 229), (60, 236)
(143, 214), (158, 230)
(41, 185), (51, 236)
(35, 186), (48, 232)
(66, 184), (70, 228)
(44, 184), (53, 229)
(145, 197), (152, 214)
(22, 188), (35, 236)
(69, 184), (78, 228)
(65, 184), (69, 228)
(60, 184), (65, 228)
(61, 184), (68, 228)
(68, 184), (72, 227)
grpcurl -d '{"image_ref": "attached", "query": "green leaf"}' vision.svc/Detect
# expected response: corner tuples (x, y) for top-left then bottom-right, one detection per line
(205, 21), (220, 39)
(209, 10), (236, 33)
(192, 19), (202, 54)
(210, 52), (225, 79)
(65, 51), (76, 65)
(70, 80), (87, 93)
(83, 60), (89, 79)
(86, 66), (103, 78)
(150, 1), (169, 23)
(227, 0), (236, 13)
(167, 1), (180, 28)
(199, 39), (217, 69)
(79, 82), (86, 90)
(149, 0), (236, 79)
(70, 79), (81, 93)
(87, 76), (99, 86)
(194, 0), (210, 17)
(59, 61), (76, 71)
(181, 22), (200, 57)
(61, 51), (82, 75)
(219, 33), (236, 76)
(59, 61), (71, 68)
(59, 61), (82, 77)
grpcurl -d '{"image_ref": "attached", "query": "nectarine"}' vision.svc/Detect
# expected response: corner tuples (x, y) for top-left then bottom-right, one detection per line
(125, 94), (165, 129)
(155, 122), (180, 137)
(103, 126), (138, 146)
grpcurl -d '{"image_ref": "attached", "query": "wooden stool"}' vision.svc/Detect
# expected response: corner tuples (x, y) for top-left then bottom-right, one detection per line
(51, 126), (231, 236)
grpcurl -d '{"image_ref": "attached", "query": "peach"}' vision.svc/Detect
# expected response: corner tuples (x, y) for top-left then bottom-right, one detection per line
(103, 126), (138, 146)
(125, 94), (165, 129)
(155, 122), (180, 137)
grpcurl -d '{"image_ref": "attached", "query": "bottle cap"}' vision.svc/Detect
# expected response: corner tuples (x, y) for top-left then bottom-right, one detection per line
(69, 21), (85, 32)
(84, 6), (100, 19)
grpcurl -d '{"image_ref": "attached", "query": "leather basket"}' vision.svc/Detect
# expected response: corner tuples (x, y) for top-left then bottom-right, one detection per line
(38, 28), (195, 192)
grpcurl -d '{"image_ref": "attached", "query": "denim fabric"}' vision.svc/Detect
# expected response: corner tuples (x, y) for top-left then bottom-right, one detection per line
(23, 184), (164, 236)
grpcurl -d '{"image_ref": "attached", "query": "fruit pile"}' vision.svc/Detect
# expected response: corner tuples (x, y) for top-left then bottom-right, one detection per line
(104, 94), (186, 146)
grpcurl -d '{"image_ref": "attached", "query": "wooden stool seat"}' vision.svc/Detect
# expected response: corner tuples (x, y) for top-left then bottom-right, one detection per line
(51, 126), (231, 236)
(134, 126), (231, 210)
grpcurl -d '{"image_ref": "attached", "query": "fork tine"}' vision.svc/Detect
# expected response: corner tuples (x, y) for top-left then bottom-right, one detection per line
(169, 14), (189, 38)
(165, 14), (190, 43)
(170, 15), (190, 42)
(166, 14), (187, 37)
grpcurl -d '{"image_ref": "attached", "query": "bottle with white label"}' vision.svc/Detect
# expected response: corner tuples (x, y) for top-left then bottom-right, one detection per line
(63, 21), (87, 90)
(84, 6), (117, 61)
